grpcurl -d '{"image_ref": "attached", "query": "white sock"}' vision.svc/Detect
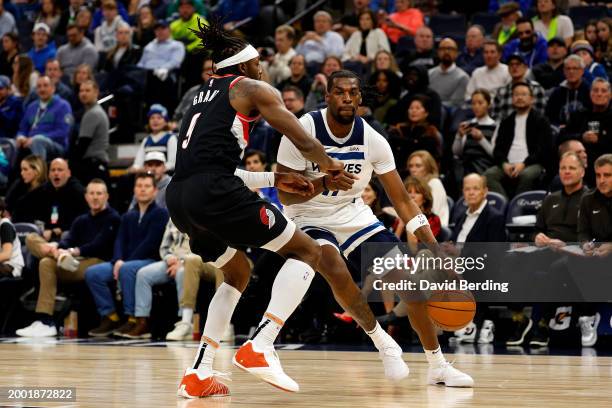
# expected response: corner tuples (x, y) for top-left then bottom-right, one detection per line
(251, 258), (315, 350)
(365, 322), (395, 351)
(191, 282), (241, 374)
(181, 308), (193, 324)
(424, 346), (446, 368)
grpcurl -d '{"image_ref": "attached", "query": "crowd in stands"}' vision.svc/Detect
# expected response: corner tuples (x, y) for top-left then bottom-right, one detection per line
(1, 0), (611, 350)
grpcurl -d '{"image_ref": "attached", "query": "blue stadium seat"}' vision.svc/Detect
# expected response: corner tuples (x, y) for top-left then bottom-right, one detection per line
(14, 223), (42, 247)
(429, 14), (467, 38)
(505, 190), (547, 226)
(569, 6), (608, 30)
(471, 12), (500, 35)
(447, 196), (455, 213)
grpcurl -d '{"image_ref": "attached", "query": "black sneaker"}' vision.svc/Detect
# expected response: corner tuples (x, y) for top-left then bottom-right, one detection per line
(529, 321), (549, 347)
(88, 316), (122, 337)
(506, 318), (533, 346)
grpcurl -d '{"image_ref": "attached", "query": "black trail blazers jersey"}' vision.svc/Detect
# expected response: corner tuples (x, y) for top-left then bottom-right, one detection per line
(174, 74), (258, 179)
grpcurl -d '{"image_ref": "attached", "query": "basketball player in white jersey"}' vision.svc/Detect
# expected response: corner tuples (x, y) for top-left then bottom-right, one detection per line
(270, 70), (474, 387)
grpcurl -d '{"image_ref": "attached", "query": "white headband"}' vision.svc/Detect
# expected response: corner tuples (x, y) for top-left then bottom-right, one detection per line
(215, 45), (259, 70)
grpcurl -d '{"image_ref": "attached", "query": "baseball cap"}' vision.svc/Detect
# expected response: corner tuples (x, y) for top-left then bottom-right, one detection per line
(144, 151), (166, 163)
(507, 53), (527, 65)
(496, 2), (520, 17)
(0, 75), (10, 89)
(32, 22), (51, 35)
(147, 103), (168, 120)
(154, 19), (169, 29)
(548, 37), (566, 48)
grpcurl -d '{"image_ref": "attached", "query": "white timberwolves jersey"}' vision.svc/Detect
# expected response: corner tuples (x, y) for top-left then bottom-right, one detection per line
(278, 109), (396, 254)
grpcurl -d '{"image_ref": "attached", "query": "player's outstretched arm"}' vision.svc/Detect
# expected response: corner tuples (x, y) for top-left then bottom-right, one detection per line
(377, 170), (441, 255)
(229, 78), (342, 174)
(276, 163), (356, 205)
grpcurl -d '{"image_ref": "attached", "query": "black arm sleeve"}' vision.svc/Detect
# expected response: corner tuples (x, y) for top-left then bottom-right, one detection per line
(0, 223), (16, 245)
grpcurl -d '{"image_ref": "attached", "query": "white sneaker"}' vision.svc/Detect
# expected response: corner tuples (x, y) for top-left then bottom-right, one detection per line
(166, 321), (193, 341)
(379, 343), (410, 381)
(477, 320), (495, 344)
(232, 340), (299, 392)
(427, 362), (474, 387)
(453, 321), (476, 343)
(16, 321), (57, 338)
(579, 313), (600, 347)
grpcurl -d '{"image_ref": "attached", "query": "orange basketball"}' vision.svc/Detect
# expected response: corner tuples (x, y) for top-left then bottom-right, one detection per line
(427, 290), (476, 331)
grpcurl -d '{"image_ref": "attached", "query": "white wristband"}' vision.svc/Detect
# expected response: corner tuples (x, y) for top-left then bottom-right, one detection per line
(405, 214), (429, 234)
(234, 168), (275, 188)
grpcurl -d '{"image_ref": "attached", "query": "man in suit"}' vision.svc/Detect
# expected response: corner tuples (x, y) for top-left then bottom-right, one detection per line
(485, 82), (553, 198)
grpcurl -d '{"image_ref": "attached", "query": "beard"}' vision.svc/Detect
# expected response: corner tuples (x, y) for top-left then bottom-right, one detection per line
(331, 107), (356, 124)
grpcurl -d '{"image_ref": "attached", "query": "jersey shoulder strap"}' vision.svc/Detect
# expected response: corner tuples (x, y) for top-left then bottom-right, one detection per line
(307, 110), (364, 147)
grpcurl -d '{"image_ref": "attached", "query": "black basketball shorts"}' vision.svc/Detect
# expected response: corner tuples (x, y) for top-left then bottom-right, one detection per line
(166, 173), (295, 267)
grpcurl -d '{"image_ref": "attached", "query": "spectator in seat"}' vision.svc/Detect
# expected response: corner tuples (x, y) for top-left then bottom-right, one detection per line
(560, 78), (612, 187)
(400, 176), (441, 250)
(72, 80), (109, 184)
(86, 172), (168, 337)
(546, 55), (592, 128)
(529, 37), (568, 90)
(276, 54), (313, 101)
(457, 25), (485, 76)
(492, 2), (521, 47)
(99, 22), (142, 73)
(304, 56), (342, 112)
(16, 76), (74, 161)
(27, 23), (57, 74)
(25, 158), (87, 244)
(57, 23), (99, 78)
(16, 179), (120, 338)
(121, 219), (190, 339)
(172, 57), (212, 130)
(0, 198), (24, 279)
(386, 65), (442, 128)
(389, 95), (443, 169)
(94, 0), (125, 53)
(43, 59), (74, 105)
(335, 0), (372, 40)
(502, 17), (548, 68)
(368, 69), (401, 125)
(170, 0), (207, 88)
(465, 40), (511, 100)
(129, 104), (177, 173)
(548, 139), (589, 192)
(406, 150), (449, 226)
(282, 86), (305, 118)
(492, 53), (547, 121)
(428, 38), (469, 110)
(0, 3), (16, 38)
(5, 155), (47, 224)
(533, 0), (574, 47)
(129, 151), (171, 210)
(343, 9), (390, 66)
(0, 75), (23, 139)
(133, 5), (156, 48)
(453, 89), (498, 176)
(380, 0), (424, 45)
(295, 11), (344, 66)
(571, 40), (608, 86)
(244, 150), (282, 209)
(0, 32), (20, 78)
(57, 0), (85, 37)
(399, 26), (437, 71)
(11, 54), (38, 98)
(266, 25), (296, 86)
(485, 82), (553, 198)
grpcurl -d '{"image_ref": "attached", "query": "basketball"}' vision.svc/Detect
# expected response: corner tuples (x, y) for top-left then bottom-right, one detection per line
(427, 290), (476, 331)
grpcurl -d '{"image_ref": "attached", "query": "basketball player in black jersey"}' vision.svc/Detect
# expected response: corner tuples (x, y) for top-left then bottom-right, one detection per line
(167, 19), (352, 398)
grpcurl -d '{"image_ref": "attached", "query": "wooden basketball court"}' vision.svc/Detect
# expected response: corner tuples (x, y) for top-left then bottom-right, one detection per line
(0, 340), (611, 407)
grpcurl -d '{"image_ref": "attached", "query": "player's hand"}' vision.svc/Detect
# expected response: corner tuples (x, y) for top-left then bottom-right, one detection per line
(325, 171), (358, 191)
(319, 158), (344, 176)
(275, 172), (315, 196)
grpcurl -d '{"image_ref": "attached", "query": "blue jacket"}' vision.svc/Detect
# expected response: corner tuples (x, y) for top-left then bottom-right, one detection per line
(59, 206), (121, 261)
(0, 94), (24, 139)
(502, 34), (548, 67)
(583, 62), (609, 87)
(112, 201), (169, 263)
(18, 94), (73, 149)
(27, 42), (57, 73)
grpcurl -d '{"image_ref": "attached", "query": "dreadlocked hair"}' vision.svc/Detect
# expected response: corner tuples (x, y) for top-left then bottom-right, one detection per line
(191, 17), (248, 74)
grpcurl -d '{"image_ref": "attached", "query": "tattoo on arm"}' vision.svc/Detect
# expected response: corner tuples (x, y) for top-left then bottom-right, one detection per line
(229, 79), (263, 100)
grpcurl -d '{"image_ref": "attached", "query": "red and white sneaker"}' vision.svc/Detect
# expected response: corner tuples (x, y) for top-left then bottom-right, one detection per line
(177, 368), (230, 398)
(232, 340), (299, 392)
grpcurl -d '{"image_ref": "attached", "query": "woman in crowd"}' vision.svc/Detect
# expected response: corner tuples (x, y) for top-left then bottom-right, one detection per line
(5, 155), (47, 224)
(368, 69), (401, 125)
(388, 95), (442, 171)
(129, 104), (177, 173)
(400, 176), (441, 251)
(343, 10), (390, 64)
(596, 18), (612, 75)
(71, 63), (95, 122)
(584, 20), (599, 54)
(304, 56), (342, 112)
(134, 5), (157, 48)
(0, 33), (19, 78)
(362, 180), (399, 231)
(371, 50), (401, 77)
(11, 55), (37, 98)
(36, 0), (62, 36)
(452, 89), (497, 177)
(76, 7), (94, 40)
(532, 0), (574, 46)
(406, 150), (449, 227)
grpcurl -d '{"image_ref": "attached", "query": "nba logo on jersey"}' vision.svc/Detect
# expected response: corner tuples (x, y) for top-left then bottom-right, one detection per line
(260, 205), (276, 229)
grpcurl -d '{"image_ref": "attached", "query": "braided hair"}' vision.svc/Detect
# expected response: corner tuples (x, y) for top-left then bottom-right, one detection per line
(191, 17), (249, 75)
